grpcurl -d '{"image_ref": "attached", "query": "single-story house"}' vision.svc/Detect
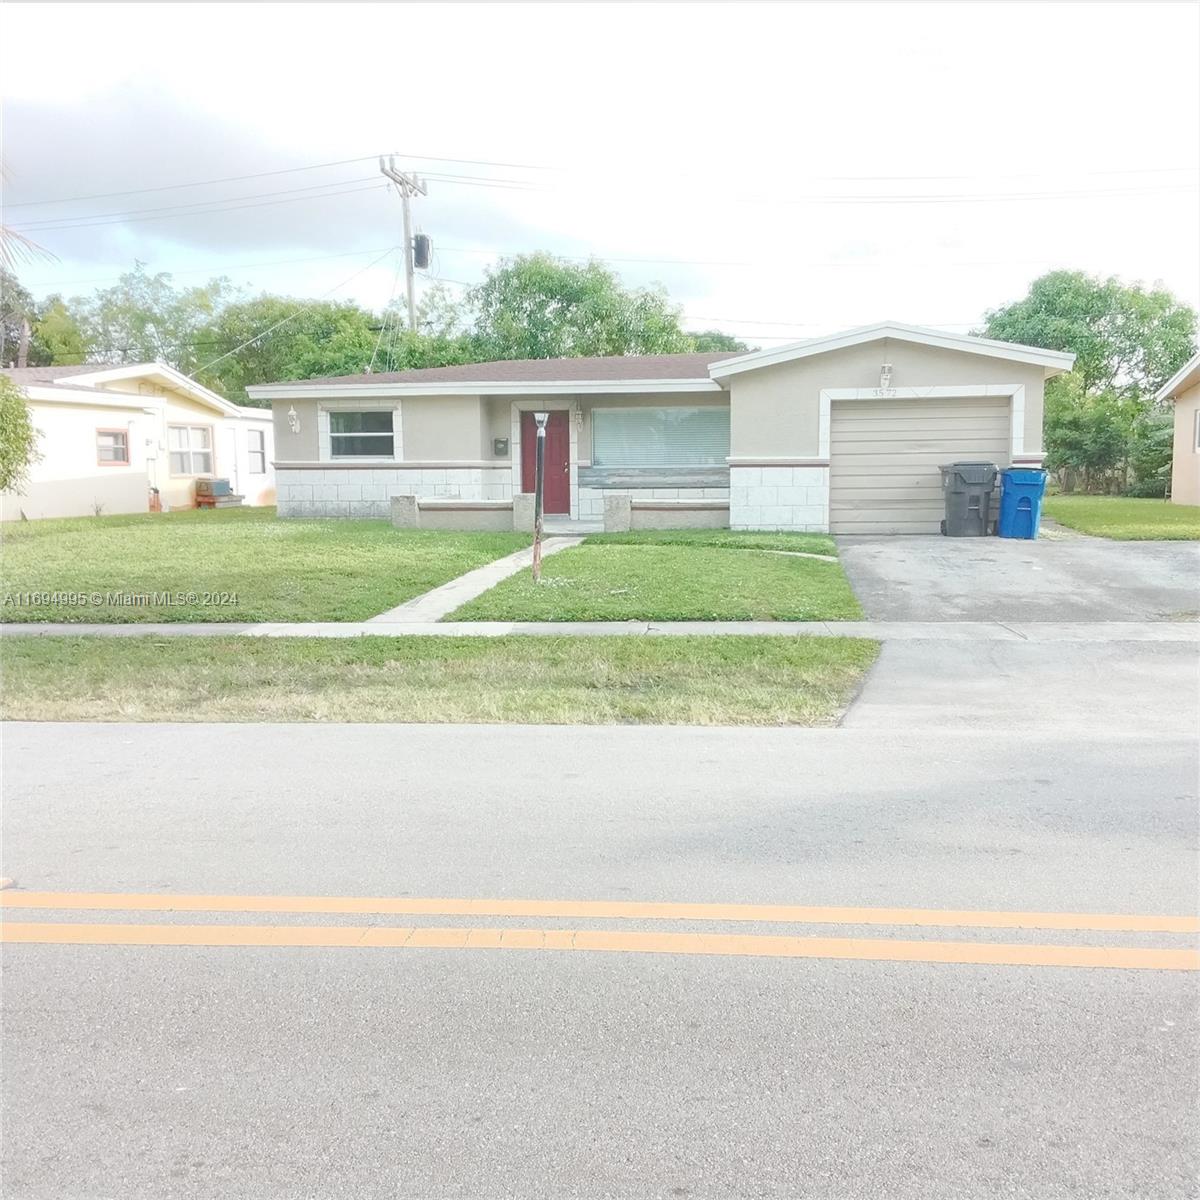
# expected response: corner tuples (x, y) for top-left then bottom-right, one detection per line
(0, 363), (275, 521)
(1156, 352), (1200, 507)
(249, 321), (1074, 535)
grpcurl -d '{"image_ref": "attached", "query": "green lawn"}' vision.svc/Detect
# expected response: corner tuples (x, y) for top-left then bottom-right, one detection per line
(1044, 496), (1200, 540)
(0, 635), (880, 726)
(583, 528), (837, 556)
(0, 507), (529, 623)
(450, 543), (863, 622)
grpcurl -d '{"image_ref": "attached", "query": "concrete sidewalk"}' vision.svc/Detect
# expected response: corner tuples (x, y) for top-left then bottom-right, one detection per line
(367, 536), (581, 623)
(3, 620), (1197, 642)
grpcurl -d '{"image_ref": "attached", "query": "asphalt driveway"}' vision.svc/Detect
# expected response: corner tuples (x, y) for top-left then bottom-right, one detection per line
(837, 530), (1200, 621)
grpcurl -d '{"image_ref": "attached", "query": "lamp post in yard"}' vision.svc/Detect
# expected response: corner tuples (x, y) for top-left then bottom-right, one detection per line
(532, 412), (548, 582)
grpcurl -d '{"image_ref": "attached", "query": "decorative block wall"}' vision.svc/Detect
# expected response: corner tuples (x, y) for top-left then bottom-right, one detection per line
(276, 467), (512, 519)
(729, 465), (830, 532)
(577, 485), (730, 521)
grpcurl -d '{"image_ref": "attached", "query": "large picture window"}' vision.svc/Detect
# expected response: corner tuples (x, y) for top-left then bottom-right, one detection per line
(168, 425), (213, 475)
(330, 410), (394, 458)
(591, 406), (729, 467)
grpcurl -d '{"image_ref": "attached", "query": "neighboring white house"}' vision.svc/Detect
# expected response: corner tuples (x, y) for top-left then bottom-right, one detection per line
(0, 363), (275, 521)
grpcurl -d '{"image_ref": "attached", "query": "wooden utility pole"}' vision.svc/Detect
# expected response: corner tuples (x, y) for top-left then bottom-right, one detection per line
(17, 318), (30, 369)
(379, 157), (427, 332)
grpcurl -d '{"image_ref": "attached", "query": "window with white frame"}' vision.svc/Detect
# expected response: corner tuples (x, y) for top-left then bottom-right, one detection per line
(1194, 409), (1200, 452)
(96, 428), (129, 465)
(248, 428), (266, 474)
(168, 425), (214, 475)
(330, 410), (394, 458)
(591, 406), (730, 467)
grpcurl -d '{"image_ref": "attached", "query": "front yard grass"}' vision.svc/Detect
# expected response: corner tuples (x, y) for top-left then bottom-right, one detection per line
(0, 507), (529, 623)
(0, 635), (880, 726)
(1044, 496), (1200, 540)
(450, 543), (863, 621)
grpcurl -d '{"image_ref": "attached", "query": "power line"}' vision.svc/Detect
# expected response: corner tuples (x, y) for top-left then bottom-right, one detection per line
(3, 151), (550, 210)
(12, 175), (380, 231)
(14, 183), (388, 235)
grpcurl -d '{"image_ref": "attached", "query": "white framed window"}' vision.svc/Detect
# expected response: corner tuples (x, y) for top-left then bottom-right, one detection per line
(592, 406), (730, 467)
(247, 428), (266, 474)
(330, 410), (394, 458)
(1194, 409), (1200, 452)
(96, 428), (129, 465)
(168, 425), (214, 476)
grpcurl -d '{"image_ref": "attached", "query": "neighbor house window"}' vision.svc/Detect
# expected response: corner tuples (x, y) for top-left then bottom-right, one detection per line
(248, 428), (266, 474)
(330, 410), (394, 458)
(96, 428), (129, 465)
(168, 425), (213, 475)
(591, 406), (730, 466)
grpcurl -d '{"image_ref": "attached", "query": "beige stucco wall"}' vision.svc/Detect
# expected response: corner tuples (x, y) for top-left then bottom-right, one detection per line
(400, 394), (485, 460)
(273, 397), (320, 460)
(728, 340), (1047, 458)
(0, 399), (152, 521)
(1171, 381), (1200, 506)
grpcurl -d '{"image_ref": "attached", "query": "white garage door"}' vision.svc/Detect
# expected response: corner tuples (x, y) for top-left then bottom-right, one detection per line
(830, 397), (1011, 534)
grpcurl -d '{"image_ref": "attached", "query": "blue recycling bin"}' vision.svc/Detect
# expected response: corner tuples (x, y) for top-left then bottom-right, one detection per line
(997, 468), (1047, 540)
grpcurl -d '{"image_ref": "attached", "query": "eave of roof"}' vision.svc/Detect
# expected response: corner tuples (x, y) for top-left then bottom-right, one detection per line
(1154, 352), (1200, 402)
(708, 321), (1077, 378)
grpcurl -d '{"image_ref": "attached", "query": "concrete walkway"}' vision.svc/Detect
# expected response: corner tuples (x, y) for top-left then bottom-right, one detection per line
(4, 620), (1197, 642)
(366, 537), (581, 623)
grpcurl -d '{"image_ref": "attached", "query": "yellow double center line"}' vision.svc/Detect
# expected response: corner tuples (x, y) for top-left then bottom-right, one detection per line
(2, 892), (1196, 972)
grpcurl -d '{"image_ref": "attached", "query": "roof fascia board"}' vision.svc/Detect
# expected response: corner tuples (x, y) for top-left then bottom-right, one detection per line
(1154, 352), (1200, 402)
(709, 322), (1076, 378)
(246, 378), (725, 401)
(71, 362), (242, 416)
(22, 383), (162, 410)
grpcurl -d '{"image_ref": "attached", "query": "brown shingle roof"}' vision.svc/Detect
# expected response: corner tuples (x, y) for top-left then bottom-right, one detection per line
(290, 352), (738, 387)
(0, 365), (105, 383)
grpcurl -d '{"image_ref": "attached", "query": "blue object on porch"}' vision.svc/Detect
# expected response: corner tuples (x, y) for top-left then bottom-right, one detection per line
(997, 468), (1048, 540)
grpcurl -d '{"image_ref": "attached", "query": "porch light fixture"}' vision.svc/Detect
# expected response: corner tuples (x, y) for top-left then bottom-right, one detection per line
(573, 398), (583, 427)
(287, 405), (300, 434)
(880, 364), (893, 390)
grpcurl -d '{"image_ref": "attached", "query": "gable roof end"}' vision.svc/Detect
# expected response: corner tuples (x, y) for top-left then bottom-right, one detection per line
(707, 321), (1076, 379)
(1154, 352), (1200, 403)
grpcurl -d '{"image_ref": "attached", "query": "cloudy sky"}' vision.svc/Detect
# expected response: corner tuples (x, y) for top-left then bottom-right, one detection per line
(4, 1), (1198, 352)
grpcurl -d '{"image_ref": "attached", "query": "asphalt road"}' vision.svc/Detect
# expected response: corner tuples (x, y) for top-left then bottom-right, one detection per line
(3, 713), (1198, 1199)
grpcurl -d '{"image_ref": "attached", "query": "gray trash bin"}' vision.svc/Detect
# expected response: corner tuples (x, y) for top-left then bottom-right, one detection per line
(939, 461), (999, 537)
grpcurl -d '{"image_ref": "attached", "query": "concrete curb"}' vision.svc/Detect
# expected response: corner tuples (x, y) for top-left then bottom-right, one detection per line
(2, 621), (1197, 643)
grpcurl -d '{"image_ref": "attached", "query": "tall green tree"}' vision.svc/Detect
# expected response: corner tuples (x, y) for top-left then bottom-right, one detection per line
(467, 254), (694, 360)
(0, 377), (40, 494)
(686, 329), (751, 353)
(73, 264), (234, 373)
(981, 271), (1197, 493)
(33, 296), (89, 365)
(196, 296), (380, 406)
(1, 268), (40, 367)
(981, 270), (1196, 397)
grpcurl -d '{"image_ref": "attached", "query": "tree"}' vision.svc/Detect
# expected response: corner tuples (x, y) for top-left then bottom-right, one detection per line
(0, 377), (40, 494)
(687, 329), (751, 353)
(981, 270), (1196, 398)
(195, 296), (380, 406)
(73, 264), (234, 373)
(981, 271), (1197, 493)
(467, 254), (694, 360)
(33, 296), (89, 365)
(1, 268), (40, 367)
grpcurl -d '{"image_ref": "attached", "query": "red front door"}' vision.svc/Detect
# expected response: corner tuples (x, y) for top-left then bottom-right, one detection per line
(521, 410), (570, 514)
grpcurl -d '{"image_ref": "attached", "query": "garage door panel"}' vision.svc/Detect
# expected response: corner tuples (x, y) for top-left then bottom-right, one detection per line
(829, 397), (1009, 535)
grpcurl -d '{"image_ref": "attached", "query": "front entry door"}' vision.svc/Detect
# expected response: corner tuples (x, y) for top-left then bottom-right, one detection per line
(520, 410), (570, 514)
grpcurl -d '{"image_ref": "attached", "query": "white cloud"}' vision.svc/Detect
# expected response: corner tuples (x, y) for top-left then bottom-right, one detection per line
(5, 1), (1198, 342)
